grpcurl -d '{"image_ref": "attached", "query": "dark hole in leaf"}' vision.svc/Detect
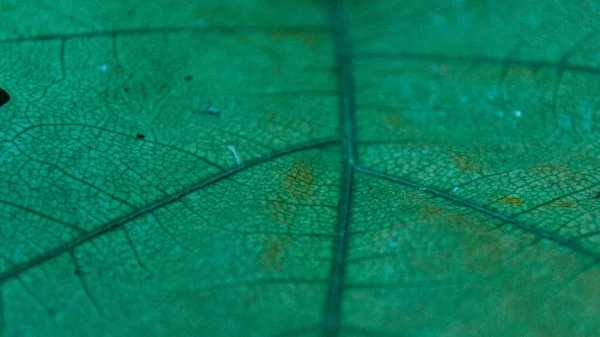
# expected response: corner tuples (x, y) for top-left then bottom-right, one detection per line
(136, 133), (145, 139)
(184, 75), (192, 82)
(0, 87), (10, 108)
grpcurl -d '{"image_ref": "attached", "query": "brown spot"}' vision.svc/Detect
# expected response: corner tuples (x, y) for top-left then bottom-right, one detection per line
(260, 237), (291, 272)
(112, 65), (124, 75)
(558, 201), (577, 208)
(437, 64), (454, 78)
(283, 161), (316, 200)
(241, 292), (258, 308)
(270, 29), (318, 47)
(381, 109), (403, 129)
(500, 196), (524, 206)
(532, 164), (555, 174)
(238, 35), (249, 44)
(265, 108), (277, 122)
(271, 67), (280, 75)
(453, 155), (481, 173)
(140, 83), (147, 97)
(420, 205), (442, 217)
(508, 66), (537, 78)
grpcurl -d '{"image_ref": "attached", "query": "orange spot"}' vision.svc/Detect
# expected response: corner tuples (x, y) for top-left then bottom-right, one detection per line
(453, 155), (481, 173)
(382, 109), (402, 129)
(238, 36), (249, 44)
(112, 66), (124, 75)
(260, 237), (291, 272)
(269, 200), (291, 225)
(423, 206), (442, 217)
(270, 31), (283, 40)
(284, 161), (316, 200)
(500, 196), (524, 206)
(558, 201), (577, 208)
(437, 64), (453, 78)
(508, 66), (536, 78)
(264, 108), (277, 122)
(533, 164), (555, 174)
(270, 29), (318, 47)
(272, 67), (280, 75)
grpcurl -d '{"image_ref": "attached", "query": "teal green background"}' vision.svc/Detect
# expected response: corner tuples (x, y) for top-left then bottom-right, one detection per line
(1, 1), (600, 336)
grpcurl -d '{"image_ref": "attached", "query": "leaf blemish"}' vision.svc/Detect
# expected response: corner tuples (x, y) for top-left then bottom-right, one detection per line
(453, 154), (481, 173)
(283, 160), (316, 200)
(500, 195), (524, 206)
(136, 133), (145, 139)
(260, 236), (291, 272)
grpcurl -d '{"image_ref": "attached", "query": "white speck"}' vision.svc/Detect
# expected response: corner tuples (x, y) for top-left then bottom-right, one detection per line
(227, 145), (243, 167)
(419, 187), (427, 191)
(202, 104), (220, 115)
(387, 241), (398, 248)
(513, 110), (522, 118)
(97, 64), (110, 72)
(452, 186), (460, 193)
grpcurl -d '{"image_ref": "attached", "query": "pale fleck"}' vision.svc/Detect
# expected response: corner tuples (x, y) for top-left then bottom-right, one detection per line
(387, 241), (398, 248)
(227, 145), (243, 167)
(452, 186), (460, 193)
(135, 225), (142, 232)
(202, 105), (220, 115)
(97, 64), (110, 72)
(513, 110), (522, 118)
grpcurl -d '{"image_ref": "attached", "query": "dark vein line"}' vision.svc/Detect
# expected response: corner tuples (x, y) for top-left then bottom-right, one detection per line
(121, 227), (153, 277)
(355, 166), (600, 262)
(69, 251), (102, 316)
(0, 25), (328, 43)
(10, 123), (227, 171)
(15, 278), (54, 317)
(323, 1), (356, 336)
(0, 200), (84, 233)
(356, 51), (600, 75)
(0, 138), (337, 284)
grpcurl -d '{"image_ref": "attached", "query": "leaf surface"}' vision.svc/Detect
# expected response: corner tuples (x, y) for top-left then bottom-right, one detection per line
(1, 1), (600, 336)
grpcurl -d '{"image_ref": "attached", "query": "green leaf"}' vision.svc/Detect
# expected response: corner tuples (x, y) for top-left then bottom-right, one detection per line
(1, 1), (600, 336)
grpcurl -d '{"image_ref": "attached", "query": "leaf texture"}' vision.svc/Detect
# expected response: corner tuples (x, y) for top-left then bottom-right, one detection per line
(1, 1), (600, 336)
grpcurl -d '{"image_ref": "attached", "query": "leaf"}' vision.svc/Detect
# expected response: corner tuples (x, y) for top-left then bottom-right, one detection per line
(1, 1), (600, 336)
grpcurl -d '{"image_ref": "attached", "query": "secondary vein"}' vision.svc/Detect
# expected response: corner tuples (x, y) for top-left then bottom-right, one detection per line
(0, 138), (337, 284)
(323, 0), (356, 336)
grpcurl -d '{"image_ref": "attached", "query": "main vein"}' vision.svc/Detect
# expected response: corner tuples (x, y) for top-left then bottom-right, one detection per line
(323, 0), (356, 336)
